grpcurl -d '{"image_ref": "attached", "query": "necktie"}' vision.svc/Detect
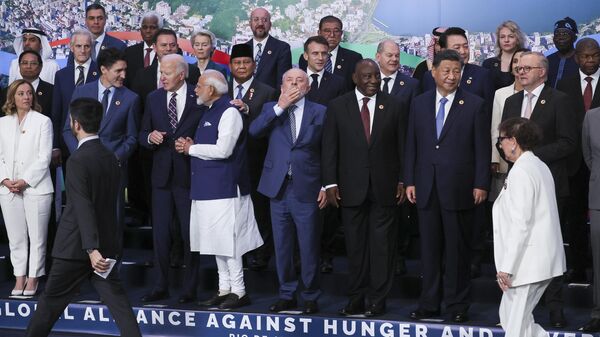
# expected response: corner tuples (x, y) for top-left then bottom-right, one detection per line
(168, 92), (178, 131)
(101, 88), (111, 115)
(554, 57), (566, 87)
(287, 104), (298, 176)
(584, 76), (593, 112)
(144, 48), (153, 68)
(524, 92), (534, 119)
(310, 73), (319, 91)
(236, 84), (244, 99)
(360, 97), (371, 143)
(325, 53), (333, 73)
(75, 65), (85, 86)
(436, 97), (448, 139)
(254, 43), (262, 73)
(92, 40), (99, 62)
(382, 77), (392, 94)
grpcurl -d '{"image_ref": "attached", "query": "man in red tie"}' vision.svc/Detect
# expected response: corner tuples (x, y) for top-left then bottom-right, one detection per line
(124, 11), (162, 88)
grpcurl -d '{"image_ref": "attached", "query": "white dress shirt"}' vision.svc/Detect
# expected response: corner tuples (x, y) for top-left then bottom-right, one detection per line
(521, 83), (545, 118)
(435, 90), (456, 125)
(380, 71), (397, 94)
(73, 57), (93, 84)
(232, 77), (254, 99)
(167, 83), (187, 121)
(97, 81), (114, 111)
(253, 35), (270, 60)
(307, 68), (325, 88)
(273, 98), (305, 139)
(156, 59), (163, 88)
(329, 45), (340, 70)
(355, 89), (376, 132)
(143, 42), (156, 66)
(94, 32), (106, 57)
(580, 68), (600, 96)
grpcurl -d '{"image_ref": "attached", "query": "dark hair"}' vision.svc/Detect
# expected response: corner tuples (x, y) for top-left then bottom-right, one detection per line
(498, 117), (542, 151)
(439, 27), (467, 49)
(432, 26), (444, 37)
(152, 28), (178, 45)
(319, 15), (343, 30)
(69, 97), (103, 134)
(353, 58), (379, 74)
(303, 36), (329, 52)
(510, 47), (531, 72)
(85, 3), (106, 16)
(18, 50), (43, 66)
(432, 49), (464, 67)
(97, 47), (126, 69)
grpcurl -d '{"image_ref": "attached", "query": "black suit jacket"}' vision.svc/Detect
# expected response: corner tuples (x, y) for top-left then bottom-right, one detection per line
(306, 71), (346, 106)
(322, 91), (407, 206)
(229, 78), (277, 183)
(246, 36), (292, 89)
(124, 42), (155, 89)
(299, 46), (362, 92)
(557, 73), (600, 175)
(52, 139), (122, 260)
(388, 72), (420, 108)
(502, 85), (578, 197)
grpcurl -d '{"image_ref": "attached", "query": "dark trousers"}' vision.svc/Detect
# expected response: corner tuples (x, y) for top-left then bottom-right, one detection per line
(417, 185), (472, 313)
(565, 163), (591, 273)
(25, 258), (141, 337)
(321, 205), (342, 260)
(270, 178), (321, 301)
(341, 185), (397, 307)
(152, 185), (199, 295)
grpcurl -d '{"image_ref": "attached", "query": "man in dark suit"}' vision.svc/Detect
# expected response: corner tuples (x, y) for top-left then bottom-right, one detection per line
(322, 59), (407, 317)
(24, 98), (141, 337)
(502, 51), (578, 328)
(298, 15), (362, 92)
(250, 68), (327, 314)
(228, 44), (277, 270)
(138, 54), (202, 303)
(557, 38), (600, 286)
(124, 11), (162, 88)
(246, 7), (292, 89)
(303, 36), (346, 106)
(548, 17), (579, 88)
(405, 49), (490, 323)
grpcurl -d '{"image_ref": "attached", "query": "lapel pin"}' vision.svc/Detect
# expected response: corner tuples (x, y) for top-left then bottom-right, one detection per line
(466, 77), (472, 85)
(540, 99), (546, 105)
(494, 62), (499, 67)
(459, 100), (464, 105)
(101, 45), (106, 50)
(37, 91), (43, 96)
(267, 50), (272, 55)
(249, 88), (255, 100)
(337, 65), (341, 69)
(92, 71), (97, 76)
(503, 179), (507, 190)
(378, 104), (384, 109)
(115, 100), (121, 106)
(399, 81), (405, 86)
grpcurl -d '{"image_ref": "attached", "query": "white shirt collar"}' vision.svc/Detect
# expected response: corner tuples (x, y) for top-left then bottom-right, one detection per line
(580, 68), (600, 83)
(96, 32), (106, 45)
(75, 57), (92, 69)
(170, 81), (187, 96)
(524, 83), (545, 98)
(330, 45), (340, 58)
(355, 88), (376, 102)
(233, 76), (254, 90)
(307, 67), (325, 83)
(77, 135), (100, 148)
(31, 78), (40, 91)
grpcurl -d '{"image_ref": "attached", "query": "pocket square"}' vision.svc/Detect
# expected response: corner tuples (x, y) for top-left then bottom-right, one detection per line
(203, 121), (212, 127)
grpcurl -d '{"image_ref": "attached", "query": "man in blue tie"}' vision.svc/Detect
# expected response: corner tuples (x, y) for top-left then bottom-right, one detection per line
(404, 49), (490, 323)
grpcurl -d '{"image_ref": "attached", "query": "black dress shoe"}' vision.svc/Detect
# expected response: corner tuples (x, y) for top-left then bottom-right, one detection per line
(269, 298), (297, 312)
(582, 318), (600, 332)
(451, 312), (469, 323)
(410, 308), (441, 320)
(219, 293), (251, 309)
(141, 290), (169, 302)
(198, 293), (229, 307)
(566, 268), (587, 283)
(339, 300), (365, 316)
(549, 309), (567, 328)
(178, 294), (196, 304)
(320, 258), (333, 273)
(304, 300), (319, 314)
(364, 304), (386, 317)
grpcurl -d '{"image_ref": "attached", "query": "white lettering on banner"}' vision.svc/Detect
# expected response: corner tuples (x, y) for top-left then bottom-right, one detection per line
(168, 311), (181, 326)
(224, 314), (236, 329)
(137, 310), (148, 324)
(563, 334), (576, 337)
(64, 307), (74, 320)
(342, 320), (356, 335)
(460, 327), (474, 337)
(240, 315), (253, 330)
(152, 310), (164, 325)
(284, 317), (296, 332)
(185, 311), (195, 326)
(381, 322), (394, 337)
(266, 316), (279, 331)
(99, 307), (110, 322)
(207, 313), (219, 328)
(299, 318), (312, 333)
(362, 321), (375, 336)
(479, 328), (493, 337)
(17, 303), (30, 317)
(83, 307), (95, 321)
(324, 319), (337, 334)
(5, 302), (14, 316)
(442, 326), (453, 337)
(399, 323), (411, 337)
(416, 324), (428, 337)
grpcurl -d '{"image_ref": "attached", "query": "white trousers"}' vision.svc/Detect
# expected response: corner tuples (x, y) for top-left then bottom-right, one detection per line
(0, 193), (52, 277)
(215, 255), (245, 296)
(499, 279), (551, 337)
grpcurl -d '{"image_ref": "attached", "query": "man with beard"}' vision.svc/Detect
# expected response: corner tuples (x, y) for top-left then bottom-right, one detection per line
(548, 17), (580, 88)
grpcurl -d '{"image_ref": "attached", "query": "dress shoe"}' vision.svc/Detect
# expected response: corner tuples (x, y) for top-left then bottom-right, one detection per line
(451, 312), (469, 323)
(582, 318), (600, 332)
(410, 308), (441, 320)
(549, 309), (567, 328)
(178, 294), (196, 304)
(364, 304), (386, 317)
(565, 268), (587, 283)
(219, 293), (251, 309)
(269, 298), (297, 312)
(198, 293), (229, 307)
(140, 290), (169, 302)
(303, 301), (319, 314)
(10, 288), (23, 296)
(339, 300), (365, 316)
(320, 258), (333, 274)
(23, 282), (38, 297)
(395, 259), (407, 276)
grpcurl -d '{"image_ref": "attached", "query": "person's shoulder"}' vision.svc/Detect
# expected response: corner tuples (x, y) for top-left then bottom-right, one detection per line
(482, 57), (500, 69)
(457, 88), (485, 107)
(268, 36), (290, 49)
(338, 46), (362, 60)
(305, 100), (327, 114)
(396, 72), (419, 86)
(329, 91), (354, 106)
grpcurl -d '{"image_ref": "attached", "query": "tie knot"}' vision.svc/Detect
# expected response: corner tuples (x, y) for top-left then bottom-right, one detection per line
(289, 104), (297, 113)
(171, 92), (177, 99)
(526, 92), (535, 100)
(586, 76), (593, 83)
(311, 73), (319, 81)
(257, 43), (262, 49)
(237, 84), (243, 90)
(146, 48), (153, 52)
(384, 77), (391, 83)
(439, 97), (448, 105)
(103, 88), (111, 95)
(77, 65), (84, 71)
(362, 97), (370, 104)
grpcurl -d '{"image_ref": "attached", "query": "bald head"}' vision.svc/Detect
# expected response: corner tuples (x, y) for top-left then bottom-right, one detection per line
(376, 39), (400, 76)
(575, 38), (600, 75)
(250, 7), (271, 40)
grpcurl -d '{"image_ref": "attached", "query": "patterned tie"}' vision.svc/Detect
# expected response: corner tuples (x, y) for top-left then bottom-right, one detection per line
(360, 97), (371, 143)
(524, 92), (534, 119)
(310, 73), (319, 91)
(101, 88), (111, 116)
(92, 40), (99, 62)
(75, 65), (85, 86)
(168, 92), (178, 131)
(436, 97), (448, 139)
(254, 43), (262, 73)
(236, 84), (244, 99)
(584, 76), (593, 112)
(382, 77), (392, 94)
(287, 104), (298, 176)
(324, 53), (333, 73)
(144, 48), (153, 68)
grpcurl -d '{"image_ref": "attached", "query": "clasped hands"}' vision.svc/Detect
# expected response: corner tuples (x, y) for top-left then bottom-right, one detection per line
(174, 136), (194, 155)
(1, 179), (28, 194)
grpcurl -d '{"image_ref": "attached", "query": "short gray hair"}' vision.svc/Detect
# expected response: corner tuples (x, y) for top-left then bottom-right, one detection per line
(141, 11), (164, 29)
(190, 29), (217, 50)
(202, 69), (228, 94)
(70, 27), (94, 47)
(161, 54), (189, 78)
(520, 51), (548, 70)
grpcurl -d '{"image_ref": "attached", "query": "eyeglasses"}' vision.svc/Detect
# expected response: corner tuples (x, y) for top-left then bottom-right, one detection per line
(515, 66), (543, 73)
(321, 29), (342, 36)
(497, 136), (511, 143)
(19, 61), (40, 66)
(251, 17), (269, 23)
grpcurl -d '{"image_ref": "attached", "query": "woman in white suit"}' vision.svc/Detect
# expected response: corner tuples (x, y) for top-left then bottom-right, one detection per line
(0, 79), (53, 296)
(493, 117), (566, 337)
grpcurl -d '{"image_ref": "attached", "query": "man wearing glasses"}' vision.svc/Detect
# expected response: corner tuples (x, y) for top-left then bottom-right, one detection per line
(8, 28), (60, 85)
(299, 15), (362, 92)
(246, 7), (292, 89)
(502, 51), (577, 328)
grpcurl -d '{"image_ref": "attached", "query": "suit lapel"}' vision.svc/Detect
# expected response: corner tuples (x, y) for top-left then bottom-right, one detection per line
(369, 95), (386, 147)
(438, 90), (462, 141)
(460, 64), (475, 90)
(100, 87), (120, 133)
(295, 102), (314, 146)
(87, 62), (99, 83)
(530, 85), (551, 120)
(346, 94), (369, 146)
(176, 85), (196, 133)
(334, 48), (346, 76)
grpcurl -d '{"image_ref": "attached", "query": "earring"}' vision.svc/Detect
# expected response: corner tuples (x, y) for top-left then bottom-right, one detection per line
(510, 147), (516, 155)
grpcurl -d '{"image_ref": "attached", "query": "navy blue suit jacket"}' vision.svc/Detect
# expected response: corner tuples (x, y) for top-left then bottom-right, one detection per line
(250, 100), (326, 202)
(51, 62), (100, 148)
(246, 36), (292, 88)
(389, 72), (420, 108)
(306, 71), (346, 106)
(63, 81), (140, 161)
(404, 88), (491, 210)
(138, 84), (204, 189)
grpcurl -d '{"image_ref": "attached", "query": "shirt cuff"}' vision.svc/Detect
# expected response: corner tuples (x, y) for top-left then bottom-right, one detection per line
(325, 184), (338, 190)
(273, 104), (284, 116)
(147, 134), (153, 145)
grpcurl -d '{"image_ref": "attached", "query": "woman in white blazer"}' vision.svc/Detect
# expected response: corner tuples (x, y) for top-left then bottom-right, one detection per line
(493, 117), (566, 337)
(0, 79), (53, 296)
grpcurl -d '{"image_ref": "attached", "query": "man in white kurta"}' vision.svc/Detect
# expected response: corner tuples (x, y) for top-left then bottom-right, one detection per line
(176, 70), (263, 309)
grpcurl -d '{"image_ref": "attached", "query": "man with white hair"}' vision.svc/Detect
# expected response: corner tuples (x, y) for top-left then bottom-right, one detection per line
(125, 11), (163, 88)
(9, 28), (60, 85)
(175, 70), (263, 309)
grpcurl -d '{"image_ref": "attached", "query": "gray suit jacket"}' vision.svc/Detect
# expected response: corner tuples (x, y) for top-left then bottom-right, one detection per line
(582, 107), (600, 209)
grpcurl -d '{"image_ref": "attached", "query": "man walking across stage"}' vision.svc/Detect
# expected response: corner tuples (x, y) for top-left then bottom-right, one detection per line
(25, 98), (141, 337)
